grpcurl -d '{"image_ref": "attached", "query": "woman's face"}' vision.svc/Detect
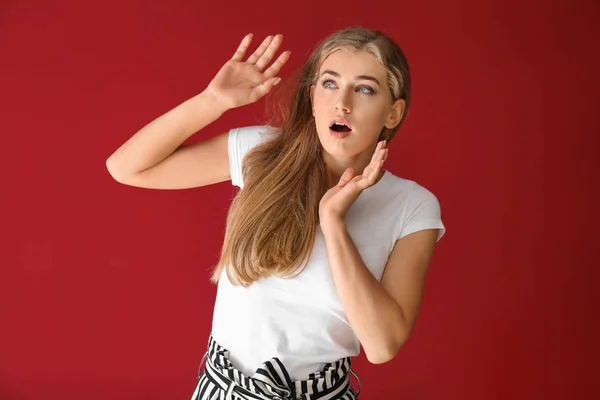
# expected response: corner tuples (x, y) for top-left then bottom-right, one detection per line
(310, 49), (404, 158)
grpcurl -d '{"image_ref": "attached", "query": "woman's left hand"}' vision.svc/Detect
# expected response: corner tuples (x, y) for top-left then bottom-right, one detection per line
(319, 140), (388, 226)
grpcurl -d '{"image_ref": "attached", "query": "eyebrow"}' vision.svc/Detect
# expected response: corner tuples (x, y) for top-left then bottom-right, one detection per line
(320, 70), (381, 86)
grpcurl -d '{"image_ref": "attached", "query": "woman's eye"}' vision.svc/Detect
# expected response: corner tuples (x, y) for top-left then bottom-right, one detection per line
(320, 80), (374, 94)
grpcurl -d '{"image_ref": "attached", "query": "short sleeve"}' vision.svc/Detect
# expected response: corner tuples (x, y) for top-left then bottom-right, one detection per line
(228, 126), (277, 188)
(400, 183), (446, 242)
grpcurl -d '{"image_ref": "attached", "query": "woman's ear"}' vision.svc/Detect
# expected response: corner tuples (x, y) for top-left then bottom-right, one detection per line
(384, 99), (406, 129)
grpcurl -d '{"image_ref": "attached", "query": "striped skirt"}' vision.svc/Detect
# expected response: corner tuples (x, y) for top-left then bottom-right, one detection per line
(191, 333), (361, 399)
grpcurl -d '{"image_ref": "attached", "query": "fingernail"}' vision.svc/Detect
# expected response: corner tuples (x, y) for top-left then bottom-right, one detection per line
(274, 78), (282, 86)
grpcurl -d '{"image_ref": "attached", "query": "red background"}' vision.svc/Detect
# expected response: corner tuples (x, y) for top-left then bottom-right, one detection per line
(1, 0), (598, 399)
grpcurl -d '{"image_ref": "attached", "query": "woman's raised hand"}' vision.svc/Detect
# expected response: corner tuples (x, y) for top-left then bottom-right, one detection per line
(206, 33), (291, 110)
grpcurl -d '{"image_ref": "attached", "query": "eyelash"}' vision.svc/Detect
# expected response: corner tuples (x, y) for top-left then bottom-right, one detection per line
(320, 79), (376, 95)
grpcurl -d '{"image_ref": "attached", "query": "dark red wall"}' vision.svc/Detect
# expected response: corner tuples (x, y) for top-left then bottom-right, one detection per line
(1, 0), (598, 398)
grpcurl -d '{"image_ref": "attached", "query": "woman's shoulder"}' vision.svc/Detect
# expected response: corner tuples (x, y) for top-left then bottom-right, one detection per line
(228, 125), (280, 156)
(384, 171), (441, 203)
(231, 125), (280, 139)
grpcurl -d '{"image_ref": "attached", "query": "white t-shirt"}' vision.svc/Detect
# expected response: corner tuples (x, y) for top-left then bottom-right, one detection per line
(211, 125), (446, 381)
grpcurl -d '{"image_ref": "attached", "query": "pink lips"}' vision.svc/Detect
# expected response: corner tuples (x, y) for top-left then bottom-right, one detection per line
(329, 129), (351, 139)
(329, 116), (352, 139)
(329, 117), (352, 130)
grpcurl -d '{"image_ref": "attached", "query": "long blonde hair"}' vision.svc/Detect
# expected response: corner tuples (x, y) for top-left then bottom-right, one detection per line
(210, 27), (411, 287)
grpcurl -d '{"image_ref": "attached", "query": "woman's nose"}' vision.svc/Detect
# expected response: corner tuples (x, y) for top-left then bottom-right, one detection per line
(335, 91), (352, 113)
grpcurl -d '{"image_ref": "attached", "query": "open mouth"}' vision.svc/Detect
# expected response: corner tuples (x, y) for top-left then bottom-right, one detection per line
(329, 122), (352, 132)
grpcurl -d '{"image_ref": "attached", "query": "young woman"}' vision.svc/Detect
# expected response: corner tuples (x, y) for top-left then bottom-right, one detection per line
(107, 27), (446, 400)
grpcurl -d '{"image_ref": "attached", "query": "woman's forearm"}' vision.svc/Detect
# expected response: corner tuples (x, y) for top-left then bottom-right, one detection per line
(106, 90), (227, 176)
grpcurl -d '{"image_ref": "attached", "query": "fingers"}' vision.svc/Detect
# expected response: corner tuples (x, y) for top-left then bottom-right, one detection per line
(362, 141), (387, 184)
(249, 76), (282, 103)
(369, 140), (386, 164)
(246, 35), (275, 65)
(233, 33), (290, 80)
(263, 50), (291, 79)
(231, 33), (254, 61)
(378, 141), (388, 168)
(337, 167), (356, 187)
(255, 34), (284, 70)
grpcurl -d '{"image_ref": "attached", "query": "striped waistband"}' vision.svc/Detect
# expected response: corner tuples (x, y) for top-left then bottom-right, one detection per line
(197, 333), (360, 400)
